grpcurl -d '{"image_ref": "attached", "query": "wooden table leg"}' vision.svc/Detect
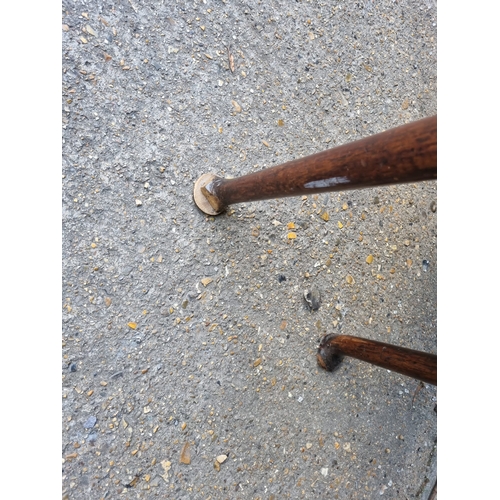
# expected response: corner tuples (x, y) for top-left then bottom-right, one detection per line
(317, 334), (437, 386)
(194, 116), (437, 215)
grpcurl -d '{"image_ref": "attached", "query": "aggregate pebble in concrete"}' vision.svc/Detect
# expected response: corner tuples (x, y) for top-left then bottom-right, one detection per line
(62, 1), (437, 498)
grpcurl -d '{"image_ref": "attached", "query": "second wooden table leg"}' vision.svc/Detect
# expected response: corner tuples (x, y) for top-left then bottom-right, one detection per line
(317, 334), (437, 386)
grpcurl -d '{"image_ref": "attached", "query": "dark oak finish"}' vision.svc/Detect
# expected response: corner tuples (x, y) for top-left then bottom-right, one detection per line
(317, 334), (437, 385)
(194, 116), (437, 214)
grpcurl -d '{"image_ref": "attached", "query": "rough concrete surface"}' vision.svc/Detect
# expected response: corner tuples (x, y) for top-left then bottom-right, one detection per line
(62, 1), (437, 498)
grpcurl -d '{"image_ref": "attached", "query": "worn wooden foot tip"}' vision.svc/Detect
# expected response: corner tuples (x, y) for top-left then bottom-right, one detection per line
(317, 334), (344, 372)
(193, 173), (226, 215)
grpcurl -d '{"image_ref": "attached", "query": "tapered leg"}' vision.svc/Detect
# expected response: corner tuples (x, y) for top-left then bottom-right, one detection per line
(194, 116), (437, 215)
(317, 334), (437, 385)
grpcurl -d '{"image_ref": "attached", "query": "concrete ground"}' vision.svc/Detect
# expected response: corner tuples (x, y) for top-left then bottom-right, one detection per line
(62, 1), (437, 498)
